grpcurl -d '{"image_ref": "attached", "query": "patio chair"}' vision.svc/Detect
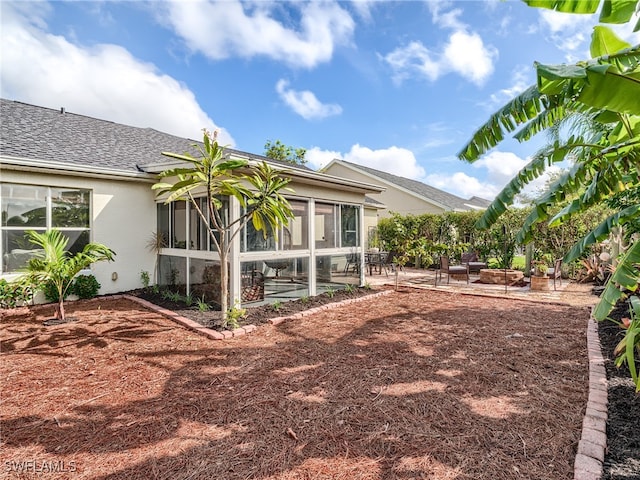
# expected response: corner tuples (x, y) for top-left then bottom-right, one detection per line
(549, 258), (562, 290)
(461, 251), (488, 273)
(344, 252), (360, 274)
(437, 255), (469, 284)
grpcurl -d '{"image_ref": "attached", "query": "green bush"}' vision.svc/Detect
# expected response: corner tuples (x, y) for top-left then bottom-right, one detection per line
(0, 279), (34, 309)
(72, 274), (101, 299)
(42, 280), (69, 302)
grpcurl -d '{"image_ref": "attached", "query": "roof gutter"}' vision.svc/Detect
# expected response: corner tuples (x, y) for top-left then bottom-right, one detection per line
(142, 157), (386, 195)
(0, 156), (158, 183)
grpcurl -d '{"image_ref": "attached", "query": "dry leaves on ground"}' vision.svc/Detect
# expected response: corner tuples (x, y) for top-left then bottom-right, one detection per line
(1, 288), (590, 480)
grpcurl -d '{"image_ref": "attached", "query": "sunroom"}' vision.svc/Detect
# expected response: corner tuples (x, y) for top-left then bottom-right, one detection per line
(146, 155), (385, 307)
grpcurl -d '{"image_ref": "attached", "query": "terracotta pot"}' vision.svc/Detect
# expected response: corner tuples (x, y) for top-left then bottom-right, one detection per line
(530, 275), (550, 291)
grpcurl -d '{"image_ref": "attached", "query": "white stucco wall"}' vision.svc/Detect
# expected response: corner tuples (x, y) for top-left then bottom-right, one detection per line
(1, 169), (157, 294)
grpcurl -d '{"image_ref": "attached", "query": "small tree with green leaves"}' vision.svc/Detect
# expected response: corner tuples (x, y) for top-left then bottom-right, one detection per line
(154, 129), (294, 321)
(264, 139), (307, 166)
(19, 229), (115, 322)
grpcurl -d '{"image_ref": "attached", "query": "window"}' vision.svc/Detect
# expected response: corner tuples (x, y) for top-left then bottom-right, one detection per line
(341, 205), (359, 247)
(241, 199), (308, 253)
(157, 197), (228, 252)
(315, 202), (360, 249)
(315, 203), (336, 249)
(1, 183), (91, 273)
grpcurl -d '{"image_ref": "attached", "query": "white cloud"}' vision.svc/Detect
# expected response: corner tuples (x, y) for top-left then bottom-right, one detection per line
(0, 2), (231, 143)
(158, 0), (355, 69)
(308, 144), (425, 181)
(276, 80), (342, 120)
(426, 172), (499, 200)
(383, 5), (497, 86)
(473, 151), (528, 186)
(443, 31), (497, 85)
(484, 65), (532, 109)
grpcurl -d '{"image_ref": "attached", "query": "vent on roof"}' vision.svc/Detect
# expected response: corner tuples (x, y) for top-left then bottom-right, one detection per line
(60, 107), (65, 114)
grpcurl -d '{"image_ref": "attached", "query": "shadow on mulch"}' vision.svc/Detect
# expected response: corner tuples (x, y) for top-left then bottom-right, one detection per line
(597, 299), (640, 480)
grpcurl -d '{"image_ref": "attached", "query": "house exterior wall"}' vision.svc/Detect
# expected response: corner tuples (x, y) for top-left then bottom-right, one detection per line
(1, 169), (157, 294)
(322, 163), (446, 217)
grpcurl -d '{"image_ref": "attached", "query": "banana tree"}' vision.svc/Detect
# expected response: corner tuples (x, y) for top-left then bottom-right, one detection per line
(20, 229), (115, 322)
(153, 129), (294, 322)
(458, 25), (640, 320)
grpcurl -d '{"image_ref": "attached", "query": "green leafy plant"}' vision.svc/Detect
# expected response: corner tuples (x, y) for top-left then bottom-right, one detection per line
(225, 301), (247, 330)
(363, 282), (372, 291)
(167, 291), (182, 303)
(19, 229), (114, 322)
(271, 300), (282, 312)
(0, 279), (33, 309)
(196, 296), (210, 312)
(612, 296), (640, 392)
(183, 293), (194, 307)
(300, 295), (310, 304)
(161, 289), (173, 300)
(151, 284), (160, 294)
(344, 283), (356, 294)
(325, 286), (336, 298)
(72, 274), (101, 299)
(140, 270), (150, 289)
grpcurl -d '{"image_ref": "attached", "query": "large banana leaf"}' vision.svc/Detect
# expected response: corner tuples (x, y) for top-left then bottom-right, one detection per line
(457, 85), (545, 161)
(593, 240), (640, 320)
(524, 0), (640, 27)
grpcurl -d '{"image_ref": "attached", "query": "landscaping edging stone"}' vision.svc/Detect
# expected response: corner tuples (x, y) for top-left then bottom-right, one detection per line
(123, 294), (254, 341)
(574, 312), (608, 480)
(267, 289), (394, 325)
(123, 290), (393, 340)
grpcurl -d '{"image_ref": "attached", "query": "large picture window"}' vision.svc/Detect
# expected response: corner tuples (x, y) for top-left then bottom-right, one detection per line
(1, 183), (91, 273)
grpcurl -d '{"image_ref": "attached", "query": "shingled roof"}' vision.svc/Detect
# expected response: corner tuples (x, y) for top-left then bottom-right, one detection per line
(331, 160), (491, 211)
(0, 98), (310, 174)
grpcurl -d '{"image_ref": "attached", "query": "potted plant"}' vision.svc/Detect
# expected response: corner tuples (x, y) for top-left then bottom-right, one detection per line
(530, 256), (552, 291)
(532, 259), (549, 277)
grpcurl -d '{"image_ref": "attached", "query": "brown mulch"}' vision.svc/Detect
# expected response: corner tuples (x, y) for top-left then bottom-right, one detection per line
(1, 288), (590, 479)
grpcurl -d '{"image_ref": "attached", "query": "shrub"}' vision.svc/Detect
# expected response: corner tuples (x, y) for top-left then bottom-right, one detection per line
(72, 274), (101, 299)
(0, 279), (34, 309)
(42, 280), (70, 302)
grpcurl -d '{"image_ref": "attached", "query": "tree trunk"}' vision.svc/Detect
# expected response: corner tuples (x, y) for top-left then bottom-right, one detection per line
(56, 297), (65, 321)
(220, 249), (229, 323)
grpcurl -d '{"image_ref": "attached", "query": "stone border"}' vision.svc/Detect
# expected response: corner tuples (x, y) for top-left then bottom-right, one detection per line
(267, 289), (394, 325)
(574, 310), (608, 480)
(122, 294), (256, 341)
(122, 290), (393, 340)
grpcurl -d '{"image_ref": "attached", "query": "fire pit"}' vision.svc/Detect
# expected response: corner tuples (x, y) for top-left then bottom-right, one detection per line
(479, 268), (524, 285)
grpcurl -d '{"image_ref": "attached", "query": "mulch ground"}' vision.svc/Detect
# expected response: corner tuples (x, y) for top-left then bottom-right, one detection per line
(2, 288), (591, 479)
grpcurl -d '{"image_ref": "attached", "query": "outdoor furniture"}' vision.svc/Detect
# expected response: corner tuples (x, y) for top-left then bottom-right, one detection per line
(438, 255), (469, 284)
(344, 252), (360, 274)
(549, 258), (562, 290)
(241, 270), (264, 303)
(461, 252), (488, 273)
(366, 251), (389, 276)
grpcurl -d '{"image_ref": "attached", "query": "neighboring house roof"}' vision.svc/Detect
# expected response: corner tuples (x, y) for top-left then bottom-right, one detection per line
(465, 196), (492, 209)
(0, 99), (383, 194)
(323, 159), (491, 211)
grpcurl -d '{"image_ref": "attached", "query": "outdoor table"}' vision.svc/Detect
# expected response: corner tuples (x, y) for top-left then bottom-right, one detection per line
(365, 251), (388, 275)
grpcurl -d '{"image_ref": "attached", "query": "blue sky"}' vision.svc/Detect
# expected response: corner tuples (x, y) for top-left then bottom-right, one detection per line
(2, 1), (639, 201)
